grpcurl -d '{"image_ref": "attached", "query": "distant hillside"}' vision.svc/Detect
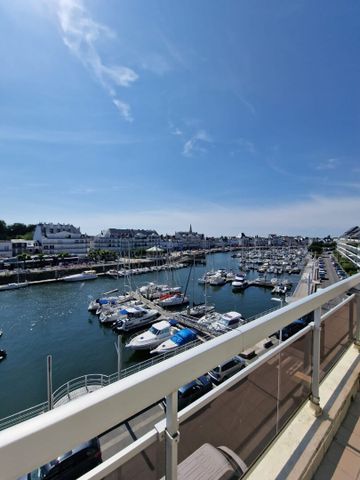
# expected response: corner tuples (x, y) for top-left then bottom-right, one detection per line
(0, 220), (35, 241)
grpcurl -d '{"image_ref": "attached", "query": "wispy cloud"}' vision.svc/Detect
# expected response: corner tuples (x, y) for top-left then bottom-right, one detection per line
(0, 126), (147, 145)
(158, 31), (189, 70)
(183, 130), (212, 157)
(316, 158), (340, 170)
(233, 91), (256, 117)
(141, 52), (172, 76)
(168, 122), (183, 136)
(55, 0), (138, 121)
(235, 137), (256, 155)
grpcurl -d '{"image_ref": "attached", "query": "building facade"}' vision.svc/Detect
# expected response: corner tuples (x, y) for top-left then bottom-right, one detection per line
(337, 226), (360, 268)
(0, 240), (12, 258)
(33, 223), (90, 257)
(93, 228), (160, 254)
(174, 225), (205, 250)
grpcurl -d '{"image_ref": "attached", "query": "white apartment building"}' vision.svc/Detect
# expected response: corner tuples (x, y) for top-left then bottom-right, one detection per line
(93, 228), (160, 253)
(33, 223), (90, 257)
(337, 226), (360, 268)
(0, 240), (12, 258)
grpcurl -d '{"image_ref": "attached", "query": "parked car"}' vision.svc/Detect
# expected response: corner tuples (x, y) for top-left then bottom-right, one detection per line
(275, 318), (308, 341)
(18, 438), (102, 480)
(208, 356), (246, 384)
(177, 375), (213, 410)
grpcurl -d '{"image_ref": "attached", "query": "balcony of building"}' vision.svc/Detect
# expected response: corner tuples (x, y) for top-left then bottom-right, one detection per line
(0, 273), (360, 480)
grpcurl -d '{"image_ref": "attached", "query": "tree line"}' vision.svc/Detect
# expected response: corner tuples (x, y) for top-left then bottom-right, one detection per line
(0, 220), (35, 241)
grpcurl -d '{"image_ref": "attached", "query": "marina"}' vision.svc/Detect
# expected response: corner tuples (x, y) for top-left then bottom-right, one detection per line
(0, 249), (305, 420)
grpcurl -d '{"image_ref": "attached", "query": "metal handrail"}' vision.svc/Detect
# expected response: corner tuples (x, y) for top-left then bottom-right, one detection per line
(0, 402), (48, 432)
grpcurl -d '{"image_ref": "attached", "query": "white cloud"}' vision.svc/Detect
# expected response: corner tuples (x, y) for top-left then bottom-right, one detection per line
(55, 0), (138, 121)
(316, 158), (339, 170)
(113, 99), (133, 123)
(183, 130), (212, 157)
(168, 122), (183, 136)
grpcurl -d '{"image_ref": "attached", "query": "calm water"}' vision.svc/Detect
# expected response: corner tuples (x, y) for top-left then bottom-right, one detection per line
(0, 252), (299, 418)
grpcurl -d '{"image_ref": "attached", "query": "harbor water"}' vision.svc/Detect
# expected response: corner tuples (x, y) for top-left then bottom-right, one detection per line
(0, 252), (300, 419)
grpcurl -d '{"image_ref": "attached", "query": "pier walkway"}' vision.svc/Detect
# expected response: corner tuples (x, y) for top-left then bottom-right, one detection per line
(287, 257), (316, 302)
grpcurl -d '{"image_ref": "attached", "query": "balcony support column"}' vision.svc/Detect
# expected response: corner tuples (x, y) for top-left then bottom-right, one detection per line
(310, 308), (323, 417)
(165, 391), (179, 480)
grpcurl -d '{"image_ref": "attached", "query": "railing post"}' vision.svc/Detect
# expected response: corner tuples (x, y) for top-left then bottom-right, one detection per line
(354, 293), (360, 351)
(117, 335), (122, 380)
(165, 391), (179, 480)
(310, 308), (322, 417)
(46, 355), (53, 411)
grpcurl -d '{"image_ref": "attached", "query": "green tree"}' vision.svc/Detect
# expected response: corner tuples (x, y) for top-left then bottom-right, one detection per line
(0, 220), (7, 240)
(17, 253), (31, 269)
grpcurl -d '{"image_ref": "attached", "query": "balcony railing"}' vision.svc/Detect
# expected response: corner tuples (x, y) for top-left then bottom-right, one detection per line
(0, 273), (359, 480)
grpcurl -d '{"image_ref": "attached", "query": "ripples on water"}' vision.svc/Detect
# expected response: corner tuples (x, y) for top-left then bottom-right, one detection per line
(0, 252), (299, 417)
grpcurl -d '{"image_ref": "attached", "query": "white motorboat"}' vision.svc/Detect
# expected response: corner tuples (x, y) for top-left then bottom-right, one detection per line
(208, 274), (226, 286)
(0, 282), (28, 291)
(106, 269), (119, 278)
(272, 284), (287, 294)
(198, 311), (222, 326)
(231, 274), (247, 290)
(209, 311), (244, 333)
(99, 300), (140, 323)
(125, 320), (178, 350)
(63, 270), (98, 282)
(88, 295), (126, 313)
(150, 328), (197, 354)
(112, 306), (160, 332)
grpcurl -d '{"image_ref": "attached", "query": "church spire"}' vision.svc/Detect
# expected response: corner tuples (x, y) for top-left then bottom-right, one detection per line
(189, 224), (192, 234)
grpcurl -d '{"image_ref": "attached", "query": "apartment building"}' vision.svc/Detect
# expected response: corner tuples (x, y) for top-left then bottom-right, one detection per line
(33, 223), (90, 256)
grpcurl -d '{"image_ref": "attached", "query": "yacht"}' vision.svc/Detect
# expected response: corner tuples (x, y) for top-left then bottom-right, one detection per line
(187, 303), (215, 318)
(0, 282), (28, 291)
(198, 311), (222, 326)
(98, 300), (141, 324)
(112, 306), (159, 333)
(208, 273), (226, 286)
(209, 311), (245, 333)
(125, 320), (178, 350)
(157, 293), (189, 308)
(139, 283), (181, 300)
(62, 270), (98, 282)
(88, 295), (130, 313)
(231, 274), (247, 290)
(88, 296), (117, 312)
(150, 328), (197, 354)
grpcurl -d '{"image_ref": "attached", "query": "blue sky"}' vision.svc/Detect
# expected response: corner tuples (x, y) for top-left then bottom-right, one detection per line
(1, 0), (359, 237)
